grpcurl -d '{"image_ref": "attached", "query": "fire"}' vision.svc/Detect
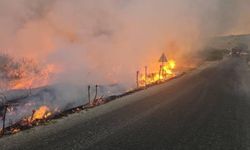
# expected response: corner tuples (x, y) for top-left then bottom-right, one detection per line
(30, 106), (52, 122)
(138, 59), (176, 87)
(162, 59), (176, 75)
(4, 105), (53, 135)
(11, 64), (58, 90)
(0, 53), (59, 90)
(168, 60), (176, 69)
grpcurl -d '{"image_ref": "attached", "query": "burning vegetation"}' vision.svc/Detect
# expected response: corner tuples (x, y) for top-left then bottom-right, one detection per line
(0, 53), (57, 91)
(137, 53), (176, 87)
(0, 104), (53, 135)
(0, 52), (179, 137)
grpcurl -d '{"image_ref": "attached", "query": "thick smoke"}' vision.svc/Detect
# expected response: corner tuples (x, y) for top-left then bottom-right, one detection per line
(1, 0), (250, 127)
(0, 0), (250, 87)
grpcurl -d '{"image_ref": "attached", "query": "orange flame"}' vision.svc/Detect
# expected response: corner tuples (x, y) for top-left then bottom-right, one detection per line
(139, 59), (176, 87)
(11, 64), (58, 90)
(8, 105), (53, 134)
(30, 106), (52, 122)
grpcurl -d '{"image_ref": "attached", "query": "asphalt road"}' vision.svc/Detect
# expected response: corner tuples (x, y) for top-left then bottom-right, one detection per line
(1, 57), (250, 150)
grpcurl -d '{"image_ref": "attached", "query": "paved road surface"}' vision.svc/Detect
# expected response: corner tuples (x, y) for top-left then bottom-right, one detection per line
(1, 57), (250, 150)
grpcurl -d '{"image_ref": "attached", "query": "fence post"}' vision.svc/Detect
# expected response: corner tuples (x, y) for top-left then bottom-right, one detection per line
(94, 85), (98, 101)
(145, 66), (148, 86)
(159, 65), (162, 82)
(88, 85), (91, 105)
(1, 105), (7, 136)
(136, 71), (139, 88)
(0, 93), (7, 136)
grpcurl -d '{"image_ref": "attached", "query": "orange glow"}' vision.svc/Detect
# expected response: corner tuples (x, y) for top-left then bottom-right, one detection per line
(30, 106), (52, 122)
(162, 59), (176, 75)
(138, 59), (176, 87)
(168, 59), (176, 69)
(11, 64), (58, 90)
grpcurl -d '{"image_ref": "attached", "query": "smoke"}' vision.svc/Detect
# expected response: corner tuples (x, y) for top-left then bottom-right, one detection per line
(1, 0), (250, 128)
(0, 0), (250, 87)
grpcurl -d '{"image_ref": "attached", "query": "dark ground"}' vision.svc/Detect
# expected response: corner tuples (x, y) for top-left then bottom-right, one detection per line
(0, 57), (250, 150)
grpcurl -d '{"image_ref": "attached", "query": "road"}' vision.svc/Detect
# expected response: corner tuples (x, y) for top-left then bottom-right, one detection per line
(0, 57), (250, 150)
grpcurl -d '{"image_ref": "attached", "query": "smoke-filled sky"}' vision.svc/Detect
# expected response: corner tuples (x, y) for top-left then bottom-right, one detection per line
(0, 0), (250, 86)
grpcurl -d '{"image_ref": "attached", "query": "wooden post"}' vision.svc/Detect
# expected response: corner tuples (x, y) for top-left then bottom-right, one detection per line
(145, 66), (148, 86)
(88, 85), (91, 105)
(161, 61), (165, 80)
(0, 93), (7, 136)
(94, 85), (98, 101)
(136, 71), (139, 88)
(2, 105), (7, 136)
(159, 65), (162, 82)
